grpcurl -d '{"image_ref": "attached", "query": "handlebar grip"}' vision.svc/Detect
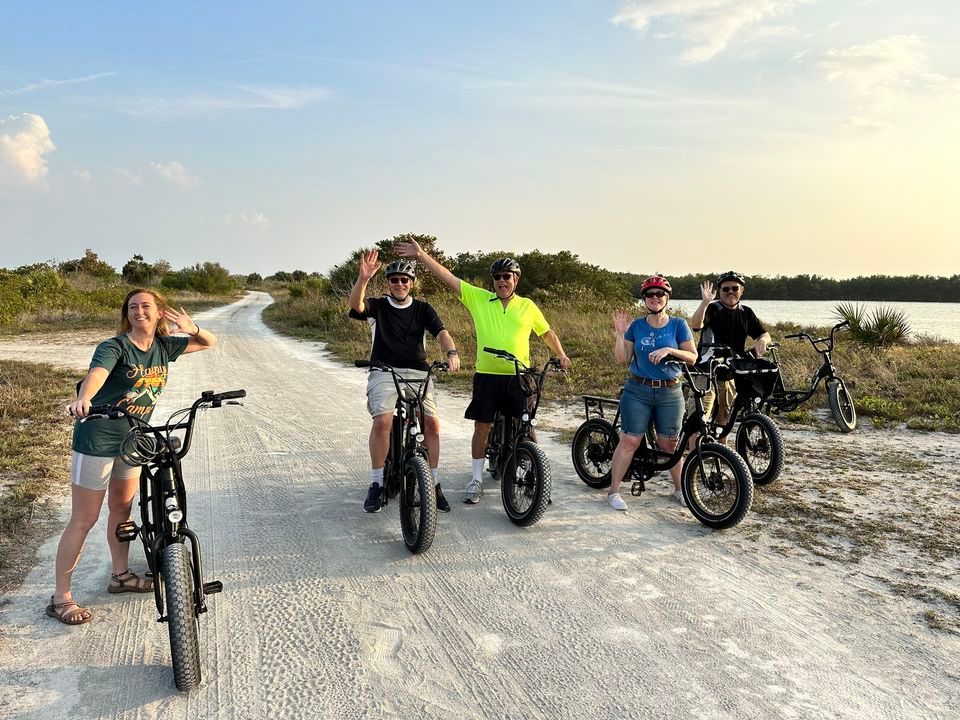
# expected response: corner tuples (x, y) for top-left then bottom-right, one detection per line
(214, 389), (246, 401)
(354, 360), (371, 368)
(482, 346), (501, 355)
(837, 320), (850, 329)
(88, 404), (115, 415)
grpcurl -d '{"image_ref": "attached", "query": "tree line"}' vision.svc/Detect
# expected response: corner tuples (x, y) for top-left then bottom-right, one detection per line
(616, 272), (960, 302)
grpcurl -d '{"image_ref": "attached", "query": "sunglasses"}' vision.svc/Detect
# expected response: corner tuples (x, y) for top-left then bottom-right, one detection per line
(388, 276), (411, 285)
(644, 291), (666, 299)
(720, 286), (741, 293)
(492, 273), (514, 282)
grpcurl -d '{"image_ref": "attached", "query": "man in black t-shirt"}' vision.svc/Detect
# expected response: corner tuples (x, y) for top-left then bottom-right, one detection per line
(690, 271), (771, 425)
(349, 250), (460, 513)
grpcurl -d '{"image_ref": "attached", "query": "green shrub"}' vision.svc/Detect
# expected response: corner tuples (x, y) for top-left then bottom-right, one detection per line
(834, 302), (911, 347)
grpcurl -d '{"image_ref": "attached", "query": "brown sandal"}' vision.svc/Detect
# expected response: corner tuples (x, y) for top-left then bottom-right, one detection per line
(46, 596), (92, 625)
(108, 569), (154, 594)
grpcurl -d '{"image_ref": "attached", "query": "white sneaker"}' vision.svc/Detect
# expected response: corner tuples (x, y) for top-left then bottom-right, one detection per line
(674, 489), (687, 507)
(607, 492), (627, 512)
(463, 479), (483, 504)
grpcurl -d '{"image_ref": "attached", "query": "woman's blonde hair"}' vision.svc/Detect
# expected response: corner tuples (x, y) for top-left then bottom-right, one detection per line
(118, 288), (170, 337)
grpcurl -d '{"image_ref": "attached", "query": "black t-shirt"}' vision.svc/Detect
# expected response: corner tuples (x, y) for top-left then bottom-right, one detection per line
(697, 301), (767, 360)
(349, 296), (445, 371)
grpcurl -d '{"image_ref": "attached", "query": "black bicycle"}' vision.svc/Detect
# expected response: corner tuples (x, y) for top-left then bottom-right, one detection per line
(700, 344), (785, 486)
(354, 359), (448, 553)
(571, 359), (753, 530)
(87, 389), (245, 691)
(763, 320), (857, 432)
(482, 347), (562, 527)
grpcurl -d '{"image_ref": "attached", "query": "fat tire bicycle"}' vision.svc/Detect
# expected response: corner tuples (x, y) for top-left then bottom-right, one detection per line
(571, 359), (754, 530)
(482, 347), (562, 527)
(762, 320), (857, 433)
(354, 359), (448, 554)
(699, 344), (785, 486)
(87, 389), (246, 691)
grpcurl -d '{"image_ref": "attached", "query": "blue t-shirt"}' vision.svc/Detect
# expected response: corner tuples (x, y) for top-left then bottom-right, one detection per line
(625, 316), (693, 381)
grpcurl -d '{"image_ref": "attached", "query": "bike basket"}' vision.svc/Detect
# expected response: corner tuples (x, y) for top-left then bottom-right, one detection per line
(729, 356), (779, 399)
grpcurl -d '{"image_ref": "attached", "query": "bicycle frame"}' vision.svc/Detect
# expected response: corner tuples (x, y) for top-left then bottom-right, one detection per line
(765, 320), (849, 412)
(481, 348), (559, 476)
(89, 390), (244, 620)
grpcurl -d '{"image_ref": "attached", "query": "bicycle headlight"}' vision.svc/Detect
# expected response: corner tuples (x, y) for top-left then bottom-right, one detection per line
(522, 413), (530, 422)
(415, 433), (424, 442)
(167, 510), (184, 523)
(530, 418), (538, 427)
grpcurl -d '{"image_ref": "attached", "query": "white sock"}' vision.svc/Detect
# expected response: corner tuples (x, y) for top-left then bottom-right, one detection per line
(471, 458), (485, 482)
(370, 468), (384, 486)
(431, 467), (439, 485)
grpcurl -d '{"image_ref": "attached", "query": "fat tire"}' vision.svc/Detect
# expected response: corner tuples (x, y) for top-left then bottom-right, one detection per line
(827, 379), (857, 433)
(162, 542), (201, 691)
(735, 412), (785, 486)
(503, 441), (552, 527)
(682, 443), (753, 530)
(571, 419), (618, 488)
(399, 454), (437, 554)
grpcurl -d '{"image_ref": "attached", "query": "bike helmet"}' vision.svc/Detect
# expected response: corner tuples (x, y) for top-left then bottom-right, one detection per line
(384, 259), (416, 280)
(639, 274), (672, 296)
(717, 270), (745, 287)
(490, 258), (521, 277)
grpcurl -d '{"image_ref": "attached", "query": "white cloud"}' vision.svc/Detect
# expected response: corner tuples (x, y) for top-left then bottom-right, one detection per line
(791, 49), (812, 63)
(115, 85), (332, 116)
(840, 116), (891, 133)
(112, 167), (142, 186)
(611, 0), (811, 63)
(820, 34), (960, 108)
(150, 160), (200, 188)
(224, 212), (271, 229)
(73, 164), (92, 181)
(0, 113), (56, 185)
(0, 72), (116, 97)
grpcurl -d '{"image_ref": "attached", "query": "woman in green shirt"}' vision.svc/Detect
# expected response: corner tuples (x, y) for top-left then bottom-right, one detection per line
(47, 289), (217, 625)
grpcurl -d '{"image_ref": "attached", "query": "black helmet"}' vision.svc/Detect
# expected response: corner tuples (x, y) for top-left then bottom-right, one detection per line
(717, 270), (745, 287)
(490, 258), (521, 276)
(384, 260), (416, 280)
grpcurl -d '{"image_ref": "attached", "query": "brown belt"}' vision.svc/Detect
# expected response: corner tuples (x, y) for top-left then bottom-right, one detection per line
(631, 374), (681, 388)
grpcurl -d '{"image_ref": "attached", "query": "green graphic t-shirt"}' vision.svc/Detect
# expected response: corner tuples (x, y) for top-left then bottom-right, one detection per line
(459, 282), (550, 375)
(72, 334), (189, 456)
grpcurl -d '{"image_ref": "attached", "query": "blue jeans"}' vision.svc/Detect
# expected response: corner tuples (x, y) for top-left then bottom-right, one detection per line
(619, 379), (684, 438)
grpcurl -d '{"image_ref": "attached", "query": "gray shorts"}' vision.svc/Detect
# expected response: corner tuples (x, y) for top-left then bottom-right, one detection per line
(367, 368), (438, 418)
(70, 451), (139, 491)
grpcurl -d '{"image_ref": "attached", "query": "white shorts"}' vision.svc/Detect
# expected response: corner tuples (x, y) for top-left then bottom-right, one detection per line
(70, 451), (139, 491)
(366, 368), (439, 418)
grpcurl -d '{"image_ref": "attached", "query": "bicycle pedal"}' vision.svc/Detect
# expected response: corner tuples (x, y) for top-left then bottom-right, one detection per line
(114, 520), (140, 543)
(203, 580), (223, 595)
(630, 481), (646, 497)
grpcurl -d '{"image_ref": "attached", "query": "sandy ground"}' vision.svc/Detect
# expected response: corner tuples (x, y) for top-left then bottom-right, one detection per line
(0, 291), (957, 720)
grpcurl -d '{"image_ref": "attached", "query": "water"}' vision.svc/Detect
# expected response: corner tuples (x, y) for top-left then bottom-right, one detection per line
(666, 299), (960, 343)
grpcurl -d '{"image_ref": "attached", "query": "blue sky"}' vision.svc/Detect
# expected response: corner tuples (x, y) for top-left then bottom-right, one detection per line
(1, 1), (958, 278)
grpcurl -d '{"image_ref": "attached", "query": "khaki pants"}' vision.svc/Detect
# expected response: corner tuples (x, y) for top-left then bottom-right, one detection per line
(686, 378), (736, 426)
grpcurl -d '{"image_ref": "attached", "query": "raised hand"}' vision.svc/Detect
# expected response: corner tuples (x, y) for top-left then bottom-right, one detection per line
(164, 307), (198, 335)
(358, 249), (381, 282)
(700, 280), (716, 303)
(395, 238), (422, 260)
(612, 309), (633, 335)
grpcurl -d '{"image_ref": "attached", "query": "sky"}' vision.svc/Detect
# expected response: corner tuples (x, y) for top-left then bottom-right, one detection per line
(1, 0), (958, 279)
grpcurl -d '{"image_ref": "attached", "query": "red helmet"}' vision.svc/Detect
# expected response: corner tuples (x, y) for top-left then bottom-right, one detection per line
(640, 274), (672, 296)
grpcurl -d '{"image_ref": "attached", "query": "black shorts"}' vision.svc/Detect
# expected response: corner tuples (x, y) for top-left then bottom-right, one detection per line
(464, 373), (533, 423)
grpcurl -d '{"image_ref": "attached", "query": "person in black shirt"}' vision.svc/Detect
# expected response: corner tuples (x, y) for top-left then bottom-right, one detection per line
(690, 271), (771, 426)
(349, 250), (460, 513)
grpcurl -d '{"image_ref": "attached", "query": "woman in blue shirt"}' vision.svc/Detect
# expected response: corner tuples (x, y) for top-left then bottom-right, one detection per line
(608, 275), (697, 512)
